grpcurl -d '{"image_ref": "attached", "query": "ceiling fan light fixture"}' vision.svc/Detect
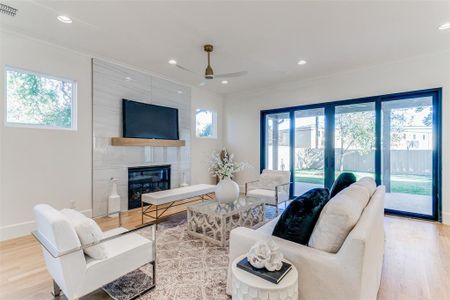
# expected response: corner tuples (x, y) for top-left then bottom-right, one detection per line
(57, 15), (72, 23)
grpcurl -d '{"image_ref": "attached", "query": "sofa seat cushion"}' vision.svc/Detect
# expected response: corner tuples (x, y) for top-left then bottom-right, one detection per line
(329, 172), (357, 199)
(308, 178), (374, 253)
(247, 189), (289, 205)
(272, 188), (330, 245)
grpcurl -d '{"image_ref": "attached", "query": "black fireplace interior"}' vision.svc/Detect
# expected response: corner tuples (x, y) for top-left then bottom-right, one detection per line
(128, 165), (171, 209)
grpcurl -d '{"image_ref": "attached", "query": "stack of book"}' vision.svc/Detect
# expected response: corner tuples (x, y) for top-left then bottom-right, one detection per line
(236, 257), (292, 284)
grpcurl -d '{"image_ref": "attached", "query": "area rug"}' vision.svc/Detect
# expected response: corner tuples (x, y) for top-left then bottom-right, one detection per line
(103, 207), (280, 300)
(107, 218), (230, 300)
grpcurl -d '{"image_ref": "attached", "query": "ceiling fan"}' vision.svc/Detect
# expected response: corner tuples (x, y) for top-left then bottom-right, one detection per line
(171, 44), (248, 81)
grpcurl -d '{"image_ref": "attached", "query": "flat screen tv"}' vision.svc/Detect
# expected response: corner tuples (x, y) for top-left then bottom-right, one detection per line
(122, 99), (179, 140)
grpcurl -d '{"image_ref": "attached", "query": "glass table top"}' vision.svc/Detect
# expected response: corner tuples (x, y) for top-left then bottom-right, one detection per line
(188, 196), (265, 217)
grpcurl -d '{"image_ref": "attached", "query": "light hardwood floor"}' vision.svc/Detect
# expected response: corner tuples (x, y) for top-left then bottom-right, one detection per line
(1, 207), (449, 300)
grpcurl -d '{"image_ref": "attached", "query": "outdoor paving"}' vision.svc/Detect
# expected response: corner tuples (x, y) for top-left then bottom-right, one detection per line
(294, 182), (432, 216)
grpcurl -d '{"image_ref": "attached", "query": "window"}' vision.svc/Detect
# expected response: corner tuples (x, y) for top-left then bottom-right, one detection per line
(261, 88), (441, 221)
(5, 67), (76, 129)
(195, 109), (217, 138)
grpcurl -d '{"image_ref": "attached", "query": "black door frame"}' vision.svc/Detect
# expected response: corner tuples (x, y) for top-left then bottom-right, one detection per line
(260, 88), (442, 221)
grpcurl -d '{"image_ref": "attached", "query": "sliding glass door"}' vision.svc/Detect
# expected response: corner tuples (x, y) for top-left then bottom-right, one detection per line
(294, 108), (325, 196)
(334, 103), (376, 180)
(381, 96), (435, 217)
(261, 88), (441, 220)
(264, 112), (291, 171)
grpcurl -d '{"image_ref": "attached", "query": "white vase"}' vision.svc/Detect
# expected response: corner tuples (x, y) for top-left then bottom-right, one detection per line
(215, 177), (240, 204)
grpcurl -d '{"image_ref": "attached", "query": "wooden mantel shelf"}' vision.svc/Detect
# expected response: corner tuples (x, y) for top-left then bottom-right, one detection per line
(111, 137), (186, 147)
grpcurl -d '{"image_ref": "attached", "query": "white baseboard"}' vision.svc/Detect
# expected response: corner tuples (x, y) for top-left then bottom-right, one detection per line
(0, 209), (92, 241)
(442, 212), (450, 225)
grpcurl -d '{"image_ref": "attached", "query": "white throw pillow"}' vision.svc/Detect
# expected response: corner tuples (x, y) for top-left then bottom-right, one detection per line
(74, 218), (109, 260)
(308, 183), (370, 253)
(61, 209), (108, 260)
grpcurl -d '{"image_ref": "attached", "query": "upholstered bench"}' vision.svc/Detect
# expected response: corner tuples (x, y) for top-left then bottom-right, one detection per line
(141, 184), (216, 223)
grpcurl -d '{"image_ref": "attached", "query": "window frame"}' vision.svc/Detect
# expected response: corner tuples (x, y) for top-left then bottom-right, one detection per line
(260, 88), (442, 221)
(195, 108), (217, 139)
(4, 66), (78, 131)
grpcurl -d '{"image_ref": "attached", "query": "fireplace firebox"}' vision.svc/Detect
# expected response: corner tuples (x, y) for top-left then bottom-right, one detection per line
(128, 165), (171, 209)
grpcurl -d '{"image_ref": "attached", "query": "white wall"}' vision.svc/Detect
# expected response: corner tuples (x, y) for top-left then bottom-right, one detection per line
(191, 87), (225, 184)
(224, 50), (450, 224)
(0, 31), (225, 240)
(0, 31), (93, 240)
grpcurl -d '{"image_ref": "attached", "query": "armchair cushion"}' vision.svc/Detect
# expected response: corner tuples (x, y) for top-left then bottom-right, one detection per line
(75, 218), (109, 260)
(272, 188), (330, 245)
(329, 172), (357, 199)
(247, 188), (289, 205)
(258, 169), (290, 191)
(61, 208), (108, 260)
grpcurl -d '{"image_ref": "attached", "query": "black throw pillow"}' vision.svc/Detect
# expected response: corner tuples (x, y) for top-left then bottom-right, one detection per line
(329, 172), (357, 199)
(272, 188), (330, 245)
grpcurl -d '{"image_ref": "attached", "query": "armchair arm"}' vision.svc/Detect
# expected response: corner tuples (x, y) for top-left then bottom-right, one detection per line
(274, 182), (293, 198)
(32, 222), (156, 259)
(245, 180), (260, 195)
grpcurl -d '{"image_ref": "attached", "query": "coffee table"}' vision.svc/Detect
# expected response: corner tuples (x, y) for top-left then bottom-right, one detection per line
(187, 197), (265, 246)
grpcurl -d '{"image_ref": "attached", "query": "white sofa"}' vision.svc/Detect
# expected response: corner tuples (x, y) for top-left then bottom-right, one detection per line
(32, 204), (155, 300)
(227, 185), (385, 300)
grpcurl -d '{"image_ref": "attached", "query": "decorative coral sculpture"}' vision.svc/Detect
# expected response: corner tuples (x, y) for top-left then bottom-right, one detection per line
(247, 239), (284, 271)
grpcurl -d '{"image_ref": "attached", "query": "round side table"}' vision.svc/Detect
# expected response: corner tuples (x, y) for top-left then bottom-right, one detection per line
(231, 254), (298, 300)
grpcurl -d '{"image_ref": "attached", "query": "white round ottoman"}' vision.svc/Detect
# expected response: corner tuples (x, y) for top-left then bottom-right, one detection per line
(231, 254), (298, 300)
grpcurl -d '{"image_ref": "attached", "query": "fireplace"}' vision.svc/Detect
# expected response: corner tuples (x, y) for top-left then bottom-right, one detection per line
(128, 165), (171, 209)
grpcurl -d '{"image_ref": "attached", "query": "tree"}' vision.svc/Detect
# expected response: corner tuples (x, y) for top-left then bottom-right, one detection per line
(7, 70), (72, 127)
(336, 111), (375, 172)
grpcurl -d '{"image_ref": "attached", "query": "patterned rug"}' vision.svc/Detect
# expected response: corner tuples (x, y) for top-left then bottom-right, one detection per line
(101, 215), (229, 300)
(101, 207), (280, 300)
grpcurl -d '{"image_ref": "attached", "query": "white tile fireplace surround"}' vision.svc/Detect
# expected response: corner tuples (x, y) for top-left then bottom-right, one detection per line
(93, 59), (191, 217)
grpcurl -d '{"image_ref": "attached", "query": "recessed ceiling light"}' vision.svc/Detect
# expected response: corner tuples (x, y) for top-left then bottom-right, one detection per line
(221, 80), (228, 84)
(177, 90), (183, 94)
(57, 15), (72, 24)
(168, 59), (177, 65)
(125, 76), (132, 81)
(199, 82), (206, 86)
(297, 60), (307, 65)
(438, 22), (450, 30)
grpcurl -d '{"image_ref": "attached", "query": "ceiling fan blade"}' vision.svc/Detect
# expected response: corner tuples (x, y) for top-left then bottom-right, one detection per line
(175, 64), (196, 74)
(215, 71), (248, 78)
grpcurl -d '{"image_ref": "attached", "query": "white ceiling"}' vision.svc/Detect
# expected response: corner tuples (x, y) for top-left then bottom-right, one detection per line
(1, 1), (450, 94)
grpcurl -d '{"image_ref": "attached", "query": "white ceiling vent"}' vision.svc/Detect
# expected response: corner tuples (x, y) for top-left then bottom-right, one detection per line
(0, 3), (17, 16)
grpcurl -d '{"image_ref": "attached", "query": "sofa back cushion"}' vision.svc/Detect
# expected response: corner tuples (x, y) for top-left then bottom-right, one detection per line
(308, 177), (375, 253)
(272, 188), (329, 245)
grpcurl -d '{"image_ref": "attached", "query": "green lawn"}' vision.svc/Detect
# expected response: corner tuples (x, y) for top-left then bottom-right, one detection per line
(295, 169), (432, 196)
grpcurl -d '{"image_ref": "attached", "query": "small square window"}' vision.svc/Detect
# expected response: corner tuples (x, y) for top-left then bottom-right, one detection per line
(195, 109), (217, 138)
(5, 67), (76, 130)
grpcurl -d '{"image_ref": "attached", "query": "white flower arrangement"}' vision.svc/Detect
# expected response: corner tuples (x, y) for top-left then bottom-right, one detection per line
(208, 148), (250, 180)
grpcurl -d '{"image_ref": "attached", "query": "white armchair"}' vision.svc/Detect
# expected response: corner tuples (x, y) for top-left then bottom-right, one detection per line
(32, 204), (155, 300)
(245, 169), (291, 215)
